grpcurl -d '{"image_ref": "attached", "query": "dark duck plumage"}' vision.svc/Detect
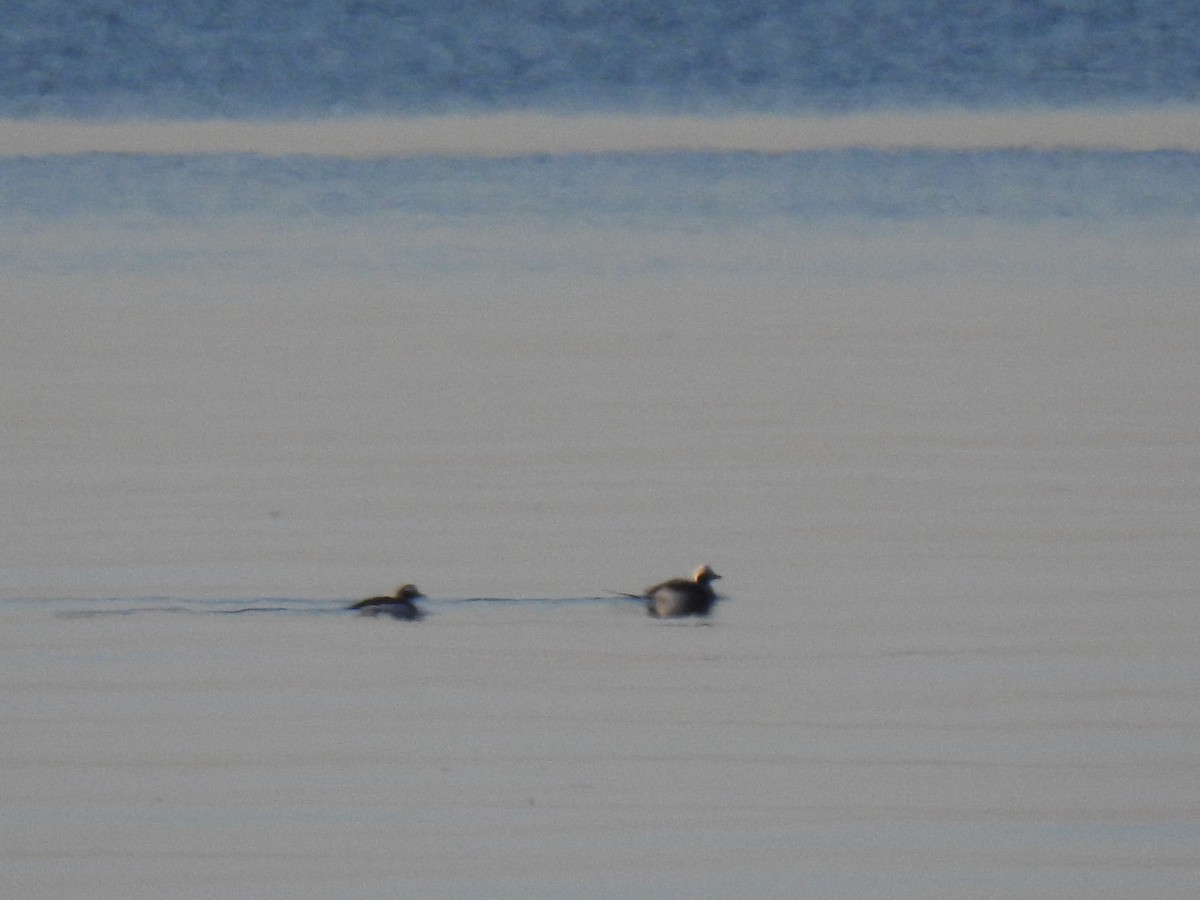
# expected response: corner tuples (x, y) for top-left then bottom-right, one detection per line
(643, 565), (722, 618)
(347, 584), (425, 620)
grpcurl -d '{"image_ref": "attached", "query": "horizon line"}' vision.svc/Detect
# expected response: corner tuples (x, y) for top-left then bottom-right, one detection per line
(2, 108), (1199, 158)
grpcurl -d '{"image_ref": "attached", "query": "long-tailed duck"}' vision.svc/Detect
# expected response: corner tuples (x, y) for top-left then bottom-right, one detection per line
(347, 584), (425, 620)
(643, 565), (722, 618)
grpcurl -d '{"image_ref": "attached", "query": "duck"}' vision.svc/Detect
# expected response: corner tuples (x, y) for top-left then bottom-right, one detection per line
(347, 584), (425, 620)
(643, 565), (722, 618)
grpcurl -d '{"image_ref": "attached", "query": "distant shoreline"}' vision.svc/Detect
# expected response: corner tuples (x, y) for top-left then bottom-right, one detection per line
(3, 108), (1199, 158)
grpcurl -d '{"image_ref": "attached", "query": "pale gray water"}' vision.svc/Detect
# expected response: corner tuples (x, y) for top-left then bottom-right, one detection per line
(4, 597), (1197, 898)
(3, 139), (1200, 896)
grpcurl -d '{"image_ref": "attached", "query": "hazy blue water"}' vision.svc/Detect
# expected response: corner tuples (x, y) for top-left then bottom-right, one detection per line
(4, 149), (1200, 255)
(4, 0), (1199, 117)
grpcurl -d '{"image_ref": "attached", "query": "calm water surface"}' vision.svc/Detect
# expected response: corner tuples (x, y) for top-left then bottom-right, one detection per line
(3, 139), (1200, 896)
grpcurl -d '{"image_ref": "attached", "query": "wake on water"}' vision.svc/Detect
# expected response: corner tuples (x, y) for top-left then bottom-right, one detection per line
(43, 595), (645, 619)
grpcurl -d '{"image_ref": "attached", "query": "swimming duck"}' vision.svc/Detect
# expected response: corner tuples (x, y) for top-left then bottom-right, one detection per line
(347, 584), (425, 620)
(643, 565), (722, 618)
